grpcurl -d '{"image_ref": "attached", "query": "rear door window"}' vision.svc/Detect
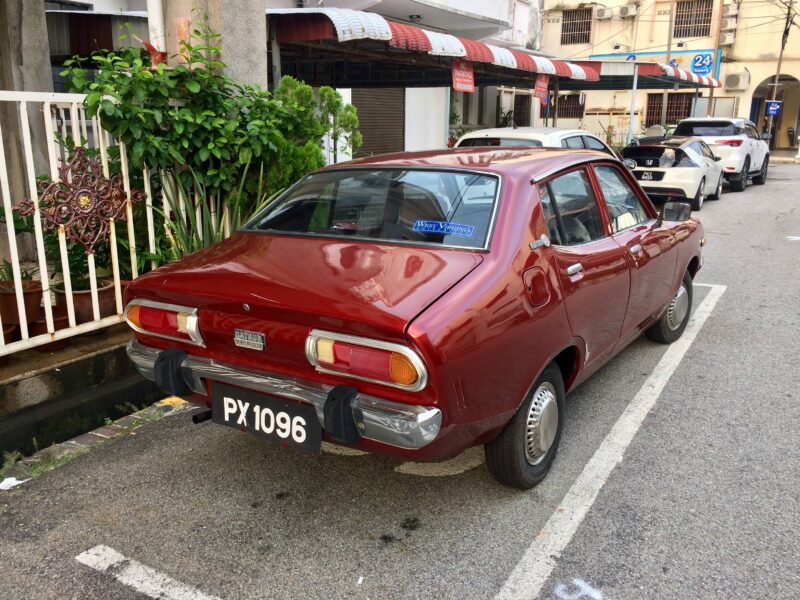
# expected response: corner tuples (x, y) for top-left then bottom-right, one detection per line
(583, 135), (614, 156)
(542, 169), (606, 245)
(562, 136), (586, 149)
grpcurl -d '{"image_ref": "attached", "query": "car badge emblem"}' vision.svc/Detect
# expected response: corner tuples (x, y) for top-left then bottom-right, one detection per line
(645, 159), (653, 166)
(234, 329), (266, 351)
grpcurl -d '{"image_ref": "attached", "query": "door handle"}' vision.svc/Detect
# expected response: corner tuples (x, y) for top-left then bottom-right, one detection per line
(630, 243), (643, 255)
(566, 263), (583, 276)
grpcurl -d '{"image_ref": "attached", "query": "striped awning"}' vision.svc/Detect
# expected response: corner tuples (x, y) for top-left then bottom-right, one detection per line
(659, 64), (721, 88)
(269, 7), (598, 81)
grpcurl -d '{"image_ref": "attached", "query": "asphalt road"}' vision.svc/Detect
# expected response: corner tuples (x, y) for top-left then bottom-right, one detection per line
(1, 166), (799, 600)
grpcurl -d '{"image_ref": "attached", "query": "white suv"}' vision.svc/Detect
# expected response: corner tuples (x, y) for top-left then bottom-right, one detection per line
(672, 118), (769, 192)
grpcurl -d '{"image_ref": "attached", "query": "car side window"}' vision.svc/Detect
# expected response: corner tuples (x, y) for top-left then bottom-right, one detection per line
(562, 136), (585, 149)
(747, 125), (760, 140)
(538, 185), (563, 245)
(700, 142), (714, 159)
(583, 135), (613, 156)
(594, 165), (650, 233)
(545, 169), (606, 245)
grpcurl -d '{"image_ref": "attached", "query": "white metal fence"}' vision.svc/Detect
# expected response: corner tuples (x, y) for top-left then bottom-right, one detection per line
(0, 91), (185, 357)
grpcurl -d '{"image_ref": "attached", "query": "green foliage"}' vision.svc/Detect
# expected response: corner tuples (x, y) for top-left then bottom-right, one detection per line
(0, 260), (38, 282)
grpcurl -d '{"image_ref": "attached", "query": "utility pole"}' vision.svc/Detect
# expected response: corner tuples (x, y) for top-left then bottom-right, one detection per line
(766, 0), (794, 141)
(660, 0), (676, 127)
(707, 0), (726, 116)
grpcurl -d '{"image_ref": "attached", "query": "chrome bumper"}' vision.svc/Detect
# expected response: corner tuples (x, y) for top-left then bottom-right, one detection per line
(127, 340), (441, 449)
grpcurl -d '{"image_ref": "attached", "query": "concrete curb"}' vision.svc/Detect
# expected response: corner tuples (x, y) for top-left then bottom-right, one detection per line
(0, 397), (192, 489)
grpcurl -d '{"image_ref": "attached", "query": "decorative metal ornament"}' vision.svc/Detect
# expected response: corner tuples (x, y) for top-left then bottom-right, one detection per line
(16, 147), (144, 254)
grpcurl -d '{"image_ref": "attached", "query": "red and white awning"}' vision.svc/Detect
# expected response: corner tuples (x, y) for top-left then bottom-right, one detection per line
(659, 64), (721, 88)
(269, 7), (598, 81)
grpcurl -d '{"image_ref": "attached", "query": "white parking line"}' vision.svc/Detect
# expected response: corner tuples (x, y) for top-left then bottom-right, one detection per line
(495, 284), (726, 600)
(76, 545), (221, 600)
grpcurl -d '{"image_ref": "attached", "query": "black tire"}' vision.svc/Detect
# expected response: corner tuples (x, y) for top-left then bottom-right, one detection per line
(730, 158), (749, 192)
(645, 271), (693, 344)
(485, 363), (565, 489)
(753, 156), (768, 185)
(690, 179), (705, 211)
(708, 175), (723, 200)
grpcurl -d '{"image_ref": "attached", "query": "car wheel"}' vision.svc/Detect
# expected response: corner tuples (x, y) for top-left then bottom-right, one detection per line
(485, 363), (565, 490)
(730, 158), (749, 192)
(708, 175), (723, 200)
(645, 271), (693, 344)
(690, 179), (705, 211)
(753, 156), (769, 185)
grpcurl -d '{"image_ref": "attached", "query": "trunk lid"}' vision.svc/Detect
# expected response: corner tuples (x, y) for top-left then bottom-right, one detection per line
(128, 233), (482, 370)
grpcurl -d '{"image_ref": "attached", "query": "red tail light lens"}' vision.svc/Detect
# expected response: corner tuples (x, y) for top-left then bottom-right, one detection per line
(125, 300), (204, 346)
(716, 139), (742, 147)
(306, 330), (427, 391)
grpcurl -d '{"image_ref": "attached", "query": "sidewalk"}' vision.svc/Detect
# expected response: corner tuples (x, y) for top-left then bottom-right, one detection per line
(770, 149), (799, 164)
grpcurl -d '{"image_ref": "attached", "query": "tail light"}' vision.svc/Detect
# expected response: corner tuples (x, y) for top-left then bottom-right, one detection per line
(305, 329), (427, 391)
(716, 139), (742, 147)
(125, 299), (204, 346)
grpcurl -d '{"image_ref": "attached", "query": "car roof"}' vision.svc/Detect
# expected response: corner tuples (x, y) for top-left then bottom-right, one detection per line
(323, 147), (610, 180)
(457, 127), (594, 140)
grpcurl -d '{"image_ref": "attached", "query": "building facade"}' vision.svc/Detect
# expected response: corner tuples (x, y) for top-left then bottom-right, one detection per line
(540, 0), (800, 149)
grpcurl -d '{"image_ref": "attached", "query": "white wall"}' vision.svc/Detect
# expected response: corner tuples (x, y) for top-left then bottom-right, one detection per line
(405, 88), (448, 151)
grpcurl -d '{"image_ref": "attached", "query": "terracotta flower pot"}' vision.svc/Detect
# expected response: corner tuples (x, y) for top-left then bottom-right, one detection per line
(53, 280), (117, 334)
(0, 323), (15, 367)
(0, 280), (43, 325)
(29, 310), (71, 351)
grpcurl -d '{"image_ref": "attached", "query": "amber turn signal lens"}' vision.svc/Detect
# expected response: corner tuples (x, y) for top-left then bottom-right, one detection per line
(126, 304), (141, 329)
(389, 352), (418, 386)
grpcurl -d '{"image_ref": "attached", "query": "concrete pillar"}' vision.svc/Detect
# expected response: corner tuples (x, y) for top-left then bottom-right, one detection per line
(0, 0), (53, 260)
(162, 0), (268, 88)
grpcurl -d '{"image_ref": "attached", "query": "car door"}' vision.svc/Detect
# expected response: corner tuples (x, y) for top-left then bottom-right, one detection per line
(540, 167), (630, 366)
(592, 163), (678, 340)
(697, 141), (722, 193)
(746, 123), (767, 169)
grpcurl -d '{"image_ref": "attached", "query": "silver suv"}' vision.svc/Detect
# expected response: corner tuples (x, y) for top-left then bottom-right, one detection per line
(672, 118), (770, 192)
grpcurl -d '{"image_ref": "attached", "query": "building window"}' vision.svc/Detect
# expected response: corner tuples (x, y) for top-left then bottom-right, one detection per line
(646, 93), (695, 127)
(555, 95), (584, 119)
(561, 9), (592, 45)
(674, 0), (714, 38)
(514, 94), (532, 126)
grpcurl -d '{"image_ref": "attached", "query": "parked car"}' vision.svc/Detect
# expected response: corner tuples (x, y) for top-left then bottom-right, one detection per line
(124, 147), (704, 489)
(622, 137), (723, 210)
(672, 117), (770, 192)
(454, 126), (619, 157)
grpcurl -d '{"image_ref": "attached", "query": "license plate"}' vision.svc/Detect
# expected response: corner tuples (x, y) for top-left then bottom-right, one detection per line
(640, 171), (654, 180)
(211, 382), (322, 453)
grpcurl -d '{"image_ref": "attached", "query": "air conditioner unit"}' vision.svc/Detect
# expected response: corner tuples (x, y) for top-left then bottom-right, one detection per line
(719, 32), (736, 46)
(721, 17), (738, 30)
(595, 7), (613, 20)
(724, 71), (750, 91)
(723, 4), (739, 17)
(619, 4), (638, 18)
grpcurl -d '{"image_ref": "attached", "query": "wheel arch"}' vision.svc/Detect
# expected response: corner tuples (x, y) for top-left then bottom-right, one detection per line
(687, 255), (701, 279)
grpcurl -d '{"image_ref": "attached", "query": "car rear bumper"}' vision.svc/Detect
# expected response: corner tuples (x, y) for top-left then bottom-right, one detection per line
(640, 186), (689, 201)
(127, 339), (442, 450)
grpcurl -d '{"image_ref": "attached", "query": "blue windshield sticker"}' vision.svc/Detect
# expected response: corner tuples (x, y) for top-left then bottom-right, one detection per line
(412, 220), (476, 237)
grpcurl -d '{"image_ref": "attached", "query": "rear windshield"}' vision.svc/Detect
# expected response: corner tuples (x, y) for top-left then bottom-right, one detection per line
(457, 137), (543, 147)
(673, 121), (738, 136)
(245, 169), (499, 249)
(622, 146), (676, 167)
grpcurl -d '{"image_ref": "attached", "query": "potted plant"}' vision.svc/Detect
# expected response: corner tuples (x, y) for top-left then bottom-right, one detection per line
(0, 260), (42, 326)
(28, 308), (70, 351)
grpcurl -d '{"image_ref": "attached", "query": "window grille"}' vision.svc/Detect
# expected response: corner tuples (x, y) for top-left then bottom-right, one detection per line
(674, 0), (713, 38)
(561, 9), (592, 45)
(556, 95), (584, 119)
(514, 94), (532, 126)
(646, 93), (695, 127)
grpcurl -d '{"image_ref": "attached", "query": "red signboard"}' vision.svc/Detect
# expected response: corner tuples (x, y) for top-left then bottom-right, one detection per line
(452, 59), (475, 93)
(534, 74), (549, 99)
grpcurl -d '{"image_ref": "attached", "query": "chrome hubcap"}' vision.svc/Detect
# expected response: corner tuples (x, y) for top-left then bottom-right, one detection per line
(525, 382), (559, 465)
(666, 284), (690, 331)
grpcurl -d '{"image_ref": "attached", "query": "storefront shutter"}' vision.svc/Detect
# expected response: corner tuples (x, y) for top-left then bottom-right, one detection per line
(351, 88), (406, 157)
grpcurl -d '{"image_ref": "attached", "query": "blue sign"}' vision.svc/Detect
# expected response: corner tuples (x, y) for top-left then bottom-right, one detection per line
(412, 220), (475, 238)
(691, 53), (714, 76)
(766, 101), (782, 117)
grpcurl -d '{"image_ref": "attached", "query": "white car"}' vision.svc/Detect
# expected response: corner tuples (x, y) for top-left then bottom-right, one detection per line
(622, 137), (723, 211)
(454, 127), (619, 157)
(672, 117), (770, 192)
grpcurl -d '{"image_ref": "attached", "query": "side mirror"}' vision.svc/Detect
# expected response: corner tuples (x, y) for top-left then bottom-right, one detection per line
(623, 158), (637, 171)
(761, 132), (772, 142)
(713, 156), (721, 162)
(656, 201), (692, 226)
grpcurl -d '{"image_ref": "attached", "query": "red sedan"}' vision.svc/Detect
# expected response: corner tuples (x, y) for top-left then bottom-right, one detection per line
(125, 148), (704, 489)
